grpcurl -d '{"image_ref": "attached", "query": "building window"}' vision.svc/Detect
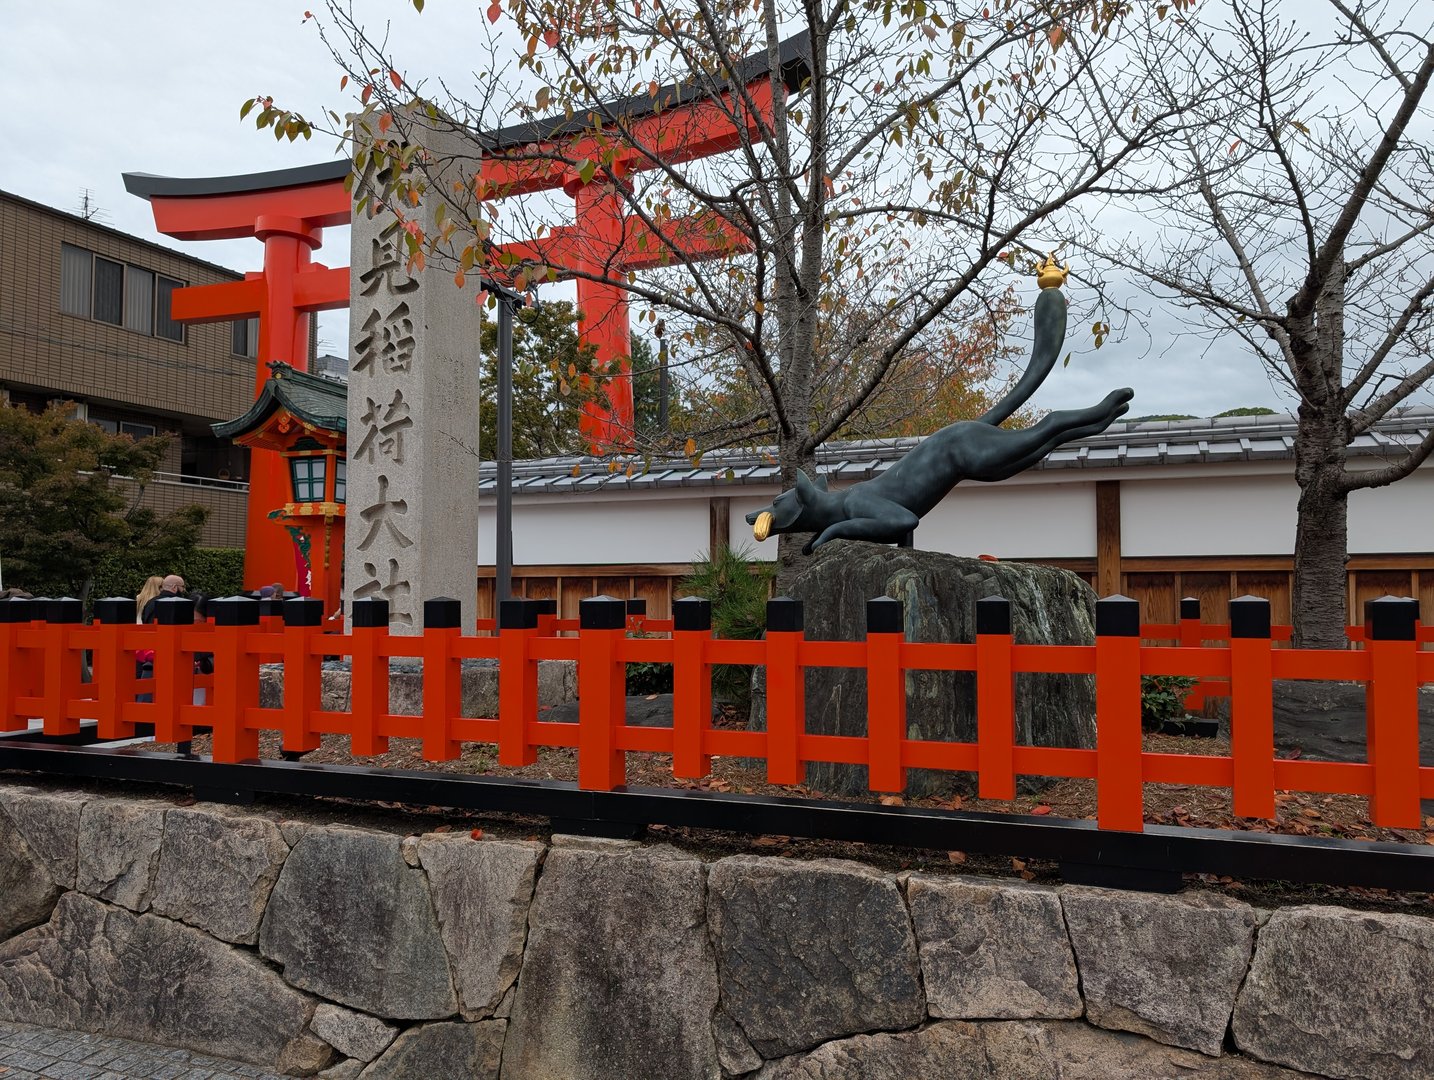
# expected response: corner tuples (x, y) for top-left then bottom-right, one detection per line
(60, 243), (186, 344)
(232, 317), (258, 358)
(290, 455), (326, 503)
(119, 420), (157, 439)
(334, 457), (346, 504)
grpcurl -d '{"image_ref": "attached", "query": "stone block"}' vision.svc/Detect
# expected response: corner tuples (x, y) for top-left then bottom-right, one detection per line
(1232, 905), (1434, 1079)
(1062, 886), (1255, 1056)
(416, 833), (541, 1019)
(311, 1003), (399, 1063)
(259, 826), (457, 1019)
(149, 806), (290, 945)
(906, 874), (1081, 1019)
(0, 796), (59, 940)
(75, 799), (166, 913)
(0, 892), (331, 1073)
(502, 844), (719, 1079)
(707, 856), (924, 1059)
(0, 786), (87, 888)
(359, 1020), (504, 1079)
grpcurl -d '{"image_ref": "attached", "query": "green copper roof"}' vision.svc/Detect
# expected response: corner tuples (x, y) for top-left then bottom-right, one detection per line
(212, 362), (348, 441)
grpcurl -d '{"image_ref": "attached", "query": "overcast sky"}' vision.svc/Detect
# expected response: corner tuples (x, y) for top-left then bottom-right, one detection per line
(0, 1), (1310, 419)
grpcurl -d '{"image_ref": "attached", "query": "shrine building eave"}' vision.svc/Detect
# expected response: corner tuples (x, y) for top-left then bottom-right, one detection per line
(212, 362), (348, 446)
(122, 160), (352, 201)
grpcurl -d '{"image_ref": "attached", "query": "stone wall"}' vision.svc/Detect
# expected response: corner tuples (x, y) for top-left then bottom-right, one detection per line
(1, 784), (1430, 1079)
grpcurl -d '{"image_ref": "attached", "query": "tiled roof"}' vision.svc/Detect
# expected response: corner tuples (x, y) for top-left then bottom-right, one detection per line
(211, 362), (348, 439)
(476, 408), (1434, 495)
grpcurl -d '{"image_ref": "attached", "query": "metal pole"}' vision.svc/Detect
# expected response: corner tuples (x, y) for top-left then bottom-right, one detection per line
(657, 334), (669, 435)
(496, 294), (515, 608)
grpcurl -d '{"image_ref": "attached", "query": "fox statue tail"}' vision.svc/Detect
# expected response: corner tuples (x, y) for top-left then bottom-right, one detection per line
(977, 285), (1067, 427)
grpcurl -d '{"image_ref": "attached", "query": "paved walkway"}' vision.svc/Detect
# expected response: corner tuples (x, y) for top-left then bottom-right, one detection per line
(0, 1021), (286, 1080)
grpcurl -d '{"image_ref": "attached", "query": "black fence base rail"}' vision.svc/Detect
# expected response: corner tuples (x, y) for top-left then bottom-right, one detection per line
(2, 740), (1430, 894)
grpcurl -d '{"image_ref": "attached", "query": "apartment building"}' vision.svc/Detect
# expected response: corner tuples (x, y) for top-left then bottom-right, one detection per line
(0, 189), (315, 547)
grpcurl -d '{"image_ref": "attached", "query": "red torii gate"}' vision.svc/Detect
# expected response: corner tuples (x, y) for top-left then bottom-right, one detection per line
(124, 33), (809, 588)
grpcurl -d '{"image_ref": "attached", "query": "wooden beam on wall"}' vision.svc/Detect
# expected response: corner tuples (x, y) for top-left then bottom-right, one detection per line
(710, 496), (730, 556)
(1096, 480), (1121, 598)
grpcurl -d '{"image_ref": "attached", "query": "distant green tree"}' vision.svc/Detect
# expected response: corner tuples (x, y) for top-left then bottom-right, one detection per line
(0, 403), (208, 602)
(1214, 407), (1277, 418)
(477, 300), (604, 460)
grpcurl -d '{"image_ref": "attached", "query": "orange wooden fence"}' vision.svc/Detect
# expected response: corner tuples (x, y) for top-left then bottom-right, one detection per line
(1, 591), (1430, 833)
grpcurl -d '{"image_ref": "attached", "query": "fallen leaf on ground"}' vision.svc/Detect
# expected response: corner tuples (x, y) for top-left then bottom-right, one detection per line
(470, 828), (483, 840)
(879, 795), (905, 807)
(1031, 804), (1052, 816)
(948, 851), (967, 864)
(432, 824), (452, 833)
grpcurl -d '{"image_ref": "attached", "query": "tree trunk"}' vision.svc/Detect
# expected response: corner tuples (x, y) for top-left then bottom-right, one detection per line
(1291, 415), (1350, 649)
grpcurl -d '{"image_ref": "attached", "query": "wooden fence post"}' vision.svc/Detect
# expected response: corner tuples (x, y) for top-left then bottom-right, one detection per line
(672, 597), (713, 780)
(1364, 595), (1422, 828)
(765, 597), (805, 786)
(534, 598), (558, 637)
(281, 597), (325, 757)
(1230, 595), (1275, 819)
(348, 598), (390, 757)
(0, 597), (35, 731)
(866, 596), (907, 794)
(421, 597), (463, 762)
(151, 596), (195, 745)
(1096, 594), (1144, 831)
(210, 596), (261, 763)
(578, 595), (628, 790)
(976, 594), (1016, 801)
(1179, 596), (1207, 710)
(40, 598), (84, 737)
(93, 597), (137, 741)
(498, 598), (540, 767)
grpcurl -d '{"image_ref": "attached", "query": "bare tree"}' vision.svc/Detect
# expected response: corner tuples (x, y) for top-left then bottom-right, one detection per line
(1087, 0), (1434, 647)
(257, 0), (1199, 585)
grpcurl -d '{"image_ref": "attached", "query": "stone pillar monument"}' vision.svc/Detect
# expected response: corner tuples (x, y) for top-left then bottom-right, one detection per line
(344, 170), (483, 632)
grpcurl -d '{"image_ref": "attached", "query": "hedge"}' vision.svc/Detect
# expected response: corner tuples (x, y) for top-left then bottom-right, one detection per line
(92, 547), (247, 603)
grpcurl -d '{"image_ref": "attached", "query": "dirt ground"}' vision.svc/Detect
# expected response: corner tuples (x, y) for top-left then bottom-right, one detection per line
(142, 696), (1434, 916)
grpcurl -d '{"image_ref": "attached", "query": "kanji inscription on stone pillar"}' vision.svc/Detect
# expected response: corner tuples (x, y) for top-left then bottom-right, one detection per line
(344, 198), (482, 633)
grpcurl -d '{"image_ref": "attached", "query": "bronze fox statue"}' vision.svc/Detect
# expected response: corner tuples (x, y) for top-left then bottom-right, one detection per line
(746, 259), (1133, 553)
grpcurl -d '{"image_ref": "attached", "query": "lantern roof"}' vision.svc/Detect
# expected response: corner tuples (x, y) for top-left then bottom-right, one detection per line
(212, 362), (348, 446)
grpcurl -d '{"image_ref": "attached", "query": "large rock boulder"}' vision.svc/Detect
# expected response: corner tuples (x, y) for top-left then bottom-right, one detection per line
(0, 892), (331, 1072)
(501, 839), (720, 1080)
(1232, 905), (1434, 1079)
(707, 856), (924, 1059)
(0, 799), (59, 940)
(259, 826), (458, 1019)
(753, 542), (1096, 796)
(359, 1020), (504, 1079)
(0, 786), (87, 889)
(74, 798), (167, 912)
(1062, 886), (1256, 1056)
(905, 874), (1081, 1020)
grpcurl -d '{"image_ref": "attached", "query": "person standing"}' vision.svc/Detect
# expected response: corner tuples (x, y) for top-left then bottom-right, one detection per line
(141, 575), (186, 624)
(134, 576), (165, 624)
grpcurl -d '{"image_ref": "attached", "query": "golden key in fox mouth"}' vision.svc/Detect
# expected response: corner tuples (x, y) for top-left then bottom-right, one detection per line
(753, 511), (773, 541)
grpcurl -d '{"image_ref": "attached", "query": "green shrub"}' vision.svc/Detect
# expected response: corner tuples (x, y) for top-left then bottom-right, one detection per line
(1140, 674), (1198, 731)
(92, 547), (246, 604)
(678, 544), (776, 708)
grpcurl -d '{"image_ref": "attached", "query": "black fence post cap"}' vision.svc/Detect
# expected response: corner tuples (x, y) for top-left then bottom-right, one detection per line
(626, 597), (647, 615)
(975, 594), (1012, 636)
(212, 596), (260, 627)
(45, 597), (83, 624)
(424, 596), (463, 629)
(94, 597), (137, 625)
(499, 598), (539, 630)
(1096, 594), (1141, 637)
(283, 596), (325, 627)
(673, 597), (712, 632)
(350, 597), (390, 628)
(259, 597), (286, 617)
(1229, 595), (1272, 639)
(1179, 596), (1201, 621)
(767, 597), (804, 633)
(0, 597), (32, 623)
(154, 595), (195, 626)
(1365, 595), (1419, 642)
(581, 594), (627, 630)
(532, 598), (557, 616)
(866, 596), (905, 635)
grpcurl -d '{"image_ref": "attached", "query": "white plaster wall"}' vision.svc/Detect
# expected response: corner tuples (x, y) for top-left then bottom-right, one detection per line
(1121, 474), (1298, 556)
(479, 496), (711, 566)
(1348, 469), (1434, 553)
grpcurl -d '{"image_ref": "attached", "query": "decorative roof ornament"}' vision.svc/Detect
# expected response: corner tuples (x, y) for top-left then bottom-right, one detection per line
(1036, 252), (1070, 290)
